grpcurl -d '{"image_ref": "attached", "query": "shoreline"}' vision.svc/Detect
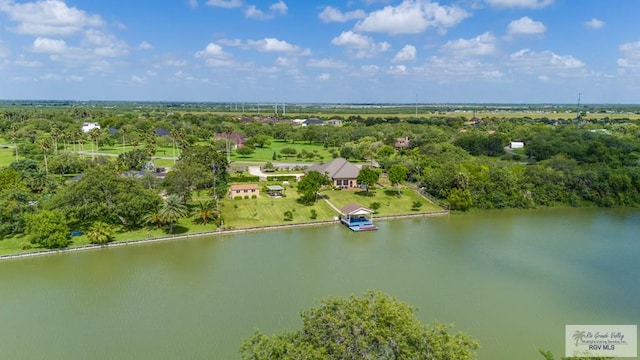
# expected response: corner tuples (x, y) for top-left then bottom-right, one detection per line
(0, 210), (449, 262)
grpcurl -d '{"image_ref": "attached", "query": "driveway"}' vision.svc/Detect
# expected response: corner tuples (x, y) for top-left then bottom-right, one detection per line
(248, 166), (305, 181)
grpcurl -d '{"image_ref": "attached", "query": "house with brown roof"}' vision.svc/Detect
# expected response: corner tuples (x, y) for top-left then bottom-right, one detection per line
(229, 184), (259, 199)
(306, 158), (360, 189)
(214, 132), (248, 149)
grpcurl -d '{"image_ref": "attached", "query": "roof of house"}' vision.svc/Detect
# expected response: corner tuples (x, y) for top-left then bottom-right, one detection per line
(214, 132), (248, 144)
(304, 118), (324, 125)
(266, 185), (284, 191)
(307, 158), (360, 179)
(341, 203), (374, 215)
(230, 184), (259, 191)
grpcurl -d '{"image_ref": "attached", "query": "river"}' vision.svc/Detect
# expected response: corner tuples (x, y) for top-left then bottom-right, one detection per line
(0, 208), (638, 359)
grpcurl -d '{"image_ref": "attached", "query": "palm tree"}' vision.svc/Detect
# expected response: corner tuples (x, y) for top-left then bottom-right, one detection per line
(196, 200), (216, 225)
(37, 136), (52, 174)
(572, 330), (586, 346)
(87, 221), (115, 244)
(169, 128), (179, 164)
(88, 128), (101, 160)
(159, 194), (189, 233)
(50, 126), (61, 154)
(143, 211), (163, 229)
(10, 125), (19, 161)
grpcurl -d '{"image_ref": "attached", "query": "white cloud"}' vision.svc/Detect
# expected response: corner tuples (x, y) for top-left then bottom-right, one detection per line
(187, 0), (198, 8)
(507, 16), (546, 36)
(318, 6), (365, 23)
(206, 0), (242, 8)
(247, 38), (310, 55)
(584, 18), (605, 30)
(138, 41), (153, 50)
(317, 73), (331, 81)
(307, 58), (347, 69)
(32, 37), (67, 53)
(0, 0), (104, 36)
(387, 65), (408, 75)
(331, 31), (390, 58)
(0, 40), (10, 58)
(392, 44), (417, 62)
(84, 29), (128, 57)
(509, 48), (585, 74)
(14, 55), (42, 67)
(41, 73), (61, 81)
(618, 41), (640, 70)
(441, 32), (496, 56)
(485, 0), (553, 9)
(360, 64), (380, 75)
(245, 1), (287, 20)
(270, 0), (287, 14)
(354, 0), (470, 35)
(196, 42), (226, 57)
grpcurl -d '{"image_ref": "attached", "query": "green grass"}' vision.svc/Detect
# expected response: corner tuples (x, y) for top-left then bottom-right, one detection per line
(0, 146), (16, 167)
(231, 141), (336, 163)
(219, 194), (337, 229)
(322, 187), (443, 216)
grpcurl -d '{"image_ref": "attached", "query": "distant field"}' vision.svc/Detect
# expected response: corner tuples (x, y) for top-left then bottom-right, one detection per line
(322, 188), (443, 216)
(231, 140), (336, 163)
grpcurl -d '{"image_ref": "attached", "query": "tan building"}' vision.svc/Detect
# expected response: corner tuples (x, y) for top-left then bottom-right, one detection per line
(306, 158), (360, 189)
(229, 184), (259, 199)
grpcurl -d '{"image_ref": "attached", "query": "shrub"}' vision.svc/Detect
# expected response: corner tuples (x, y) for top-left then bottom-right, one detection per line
(244, 195), (250, 199)
(369, 202), (381, 213)
(411, 200), (423, 211)
(310, 209), (317, 220)
(284, 210), (293, 221)
(251, 195), (257, 199)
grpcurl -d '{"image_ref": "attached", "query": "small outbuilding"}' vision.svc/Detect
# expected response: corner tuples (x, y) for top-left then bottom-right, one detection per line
(266, 185), (284, 198)
(510, 141), (524, 149)
(229, 184), (259, 199)
(339, 203), (377, 232)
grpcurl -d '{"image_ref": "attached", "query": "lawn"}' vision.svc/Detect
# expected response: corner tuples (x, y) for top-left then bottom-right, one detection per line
(322, 187), (443, 216)
(231, 140), (336, 164)
(0, 146), (16, 167)
(219, 194), (337, 229)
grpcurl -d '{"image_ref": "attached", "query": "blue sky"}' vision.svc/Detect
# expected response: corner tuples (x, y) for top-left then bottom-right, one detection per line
(1, 0), (639, 103)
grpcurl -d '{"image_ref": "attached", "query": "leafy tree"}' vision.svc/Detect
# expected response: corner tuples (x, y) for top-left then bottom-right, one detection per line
(538, 349), (611, 360)
(356, 167), (379, 194)
(165, 144), (229, 202)
(369, 201), (381, 213)
(0, 186), (35, 237)
(236, 146), (255, 157)
(87, 221), (115, 244)
(240, 291), (479, 360)
(262, 161), (276, 172)
(280, 147), (297, 157)
(48, 165), (162, 228)
(388, 164), (408, 196)
(0, 168), (24, 191)
(448, 188), (473, 211)
(159, 194), (189, 233)
(24, 210), (71, 249)
(117, 148), (151, 171)
(297, 170), (330, 205)
(283, 210), (293, 221)
(309, 209), (317, 219)
(246, 134), (271, 148)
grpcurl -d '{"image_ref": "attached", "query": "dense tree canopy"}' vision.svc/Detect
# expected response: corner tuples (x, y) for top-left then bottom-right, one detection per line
(240, 291), (479, 360)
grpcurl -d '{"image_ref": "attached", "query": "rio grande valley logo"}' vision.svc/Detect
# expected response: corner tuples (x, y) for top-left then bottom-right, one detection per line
(566, 325), (637, 357)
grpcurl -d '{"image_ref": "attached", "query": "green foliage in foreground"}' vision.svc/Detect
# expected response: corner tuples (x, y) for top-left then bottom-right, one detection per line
(539, 349), (612, 360)
(240, 291), (479, 360)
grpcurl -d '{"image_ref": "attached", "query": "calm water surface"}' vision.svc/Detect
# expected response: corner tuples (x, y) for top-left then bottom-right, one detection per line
(0, 208), (638, 359)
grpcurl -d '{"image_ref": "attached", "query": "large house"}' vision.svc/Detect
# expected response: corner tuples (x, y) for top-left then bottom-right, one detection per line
(81, 122), (101, 133)
(214, 132), (248, 149)
(306, 158), (360, 189)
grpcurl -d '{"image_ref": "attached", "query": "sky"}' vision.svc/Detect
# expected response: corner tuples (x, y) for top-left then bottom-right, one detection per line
(1, 0), (640, 104)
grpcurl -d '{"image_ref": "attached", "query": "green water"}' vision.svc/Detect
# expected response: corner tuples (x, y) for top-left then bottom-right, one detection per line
(0, 208), (638, 359)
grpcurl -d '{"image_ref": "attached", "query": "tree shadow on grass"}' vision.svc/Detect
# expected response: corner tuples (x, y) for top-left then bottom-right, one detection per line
(383, 189), (401, 197)
(354, 190), (376, 197)
(166, 225), (189, 235)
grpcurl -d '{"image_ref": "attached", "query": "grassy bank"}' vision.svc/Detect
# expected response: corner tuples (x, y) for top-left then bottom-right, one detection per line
(322, 188), (442, 215)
